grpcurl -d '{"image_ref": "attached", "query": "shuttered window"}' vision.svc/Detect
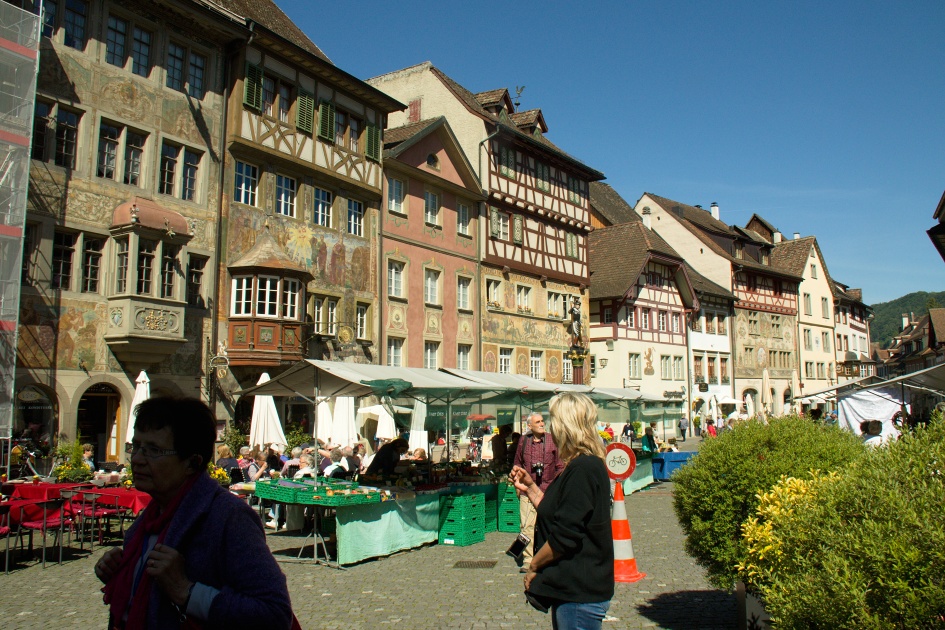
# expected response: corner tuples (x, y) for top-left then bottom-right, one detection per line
(317, 99), (335, 142)
(296, 90), (315, 134)
(366, 123), (381, 161)
(243, 63), (263, 110)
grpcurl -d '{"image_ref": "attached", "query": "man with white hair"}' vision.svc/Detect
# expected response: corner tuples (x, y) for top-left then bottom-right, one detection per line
(512, 411), (564, 573)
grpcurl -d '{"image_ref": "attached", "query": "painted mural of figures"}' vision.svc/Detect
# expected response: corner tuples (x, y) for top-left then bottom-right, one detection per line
(329, 236), (346, 286)
(349, 246), (370, 292)
(544, 321), (563, 345)
(56, 306), (81, 366)
(568, 296), (583, 346)
(285, 224), (315, 266)
(316, 236), (328, 279)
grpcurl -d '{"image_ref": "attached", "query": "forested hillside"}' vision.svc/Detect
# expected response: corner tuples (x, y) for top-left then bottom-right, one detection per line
(869, 291), (945, 348)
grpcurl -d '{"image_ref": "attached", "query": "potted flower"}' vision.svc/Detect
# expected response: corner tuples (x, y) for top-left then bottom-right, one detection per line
(52, 439), (93, 483)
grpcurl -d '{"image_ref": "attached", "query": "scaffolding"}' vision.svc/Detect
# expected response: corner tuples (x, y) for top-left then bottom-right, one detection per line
(0, 1), (39, 441)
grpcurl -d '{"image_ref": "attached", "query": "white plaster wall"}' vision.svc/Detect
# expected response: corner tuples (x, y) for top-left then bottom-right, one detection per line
(635, 194), (732, 290)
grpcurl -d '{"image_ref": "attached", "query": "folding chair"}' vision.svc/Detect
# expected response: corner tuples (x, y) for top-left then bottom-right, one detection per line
(16, 499), (69, 568)
(0, 505), (12, 574)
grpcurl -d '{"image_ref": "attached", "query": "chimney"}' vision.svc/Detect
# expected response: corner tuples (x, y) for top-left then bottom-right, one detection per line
(641, 206), (652, 229)
(793, 232), (800, 240)
(902, 313), (910, 331)
(710, 202), (719, 220)
(773, 231), (782, 243)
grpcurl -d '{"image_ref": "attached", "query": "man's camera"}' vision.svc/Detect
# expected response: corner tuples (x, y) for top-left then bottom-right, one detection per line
(531, 461), (544, 485)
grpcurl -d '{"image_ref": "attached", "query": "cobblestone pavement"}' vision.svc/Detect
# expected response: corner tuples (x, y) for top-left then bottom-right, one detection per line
(0, 446), (734, 628)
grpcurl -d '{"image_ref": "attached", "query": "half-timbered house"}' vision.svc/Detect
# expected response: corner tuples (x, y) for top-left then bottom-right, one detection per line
(379, 117), (484, 370)
(369, 63), (604, 383)
(17, 0), (248, 463)
(218, 3), (403, 409)
(636, 194), (802, 414)
(588, 216), (696, 406)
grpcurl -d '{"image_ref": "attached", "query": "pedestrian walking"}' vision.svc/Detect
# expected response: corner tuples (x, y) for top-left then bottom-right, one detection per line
(677, 414), (689, 442)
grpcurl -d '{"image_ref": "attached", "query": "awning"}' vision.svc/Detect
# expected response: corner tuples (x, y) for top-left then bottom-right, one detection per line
(790, 375), (876, 401)
(235, 360), (509, 403)
(846, 362), (945, 397)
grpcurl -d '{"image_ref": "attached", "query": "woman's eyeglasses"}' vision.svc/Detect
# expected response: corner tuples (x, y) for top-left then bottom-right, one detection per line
(130, 444), (178, 459)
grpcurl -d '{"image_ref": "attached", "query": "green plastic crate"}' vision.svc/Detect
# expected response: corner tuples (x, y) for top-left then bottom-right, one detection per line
(254, 480), (309, 503)
(498, 510), (521, 533)
(484, 498), (497, 532)
(440, 493), (484, 511)
(439, 523), (485, 546)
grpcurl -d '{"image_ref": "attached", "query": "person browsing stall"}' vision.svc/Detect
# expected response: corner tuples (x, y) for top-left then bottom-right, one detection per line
(94, 397), (292, 629)
(512, 412), (564, 573)
(365, 438), (409, 476)
(510, 393), (614, 629)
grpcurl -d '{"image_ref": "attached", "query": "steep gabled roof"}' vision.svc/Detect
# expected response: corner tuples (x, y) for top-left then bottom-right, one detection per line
(929, 309), (945, 344)
(746, 213), (779, 240)
(589, 222), (682, 299)
(644, 193), (802, 281)
(382, 117), (483, 195)
(474, 88), (510, 109)
(214, 0), (331, 63)
(771, 235), (835, 291)
(684, 263), (735, 300)
(419, 65), (603, 180)
(589, 182), (639, 226)
(509, 109), (548, 133)
(382, 118), (440, 148)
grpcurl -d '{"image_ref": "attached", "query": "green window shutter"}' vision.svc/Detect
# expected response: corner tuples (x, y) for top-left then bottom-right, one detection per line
(499, 147), (508, 177)
(317, 99), (335, 142)
(505, 148), (515, 176)
(513, 215), (523, 245)
(296, 90), (315, 134)
(243, 63), (263, 110)
(490, 206), (500, 237)
(366, 124), (381, 161)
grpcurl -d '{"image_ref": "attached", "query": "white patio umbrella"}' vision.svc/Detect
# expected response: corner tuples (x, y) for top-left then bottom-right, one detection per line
(761, 368), (772, 417)
(408, 397), (428, 453)
(315, 397), (333, 445)
(358, 404), (399, 441)
(330, 396), (358, 449)
(708, 395), (720, 428)
(125, 371), (150, 444)
(791, 371), (802, 415)
(249, 373), (287, 451)
(745, 392), (756, 418)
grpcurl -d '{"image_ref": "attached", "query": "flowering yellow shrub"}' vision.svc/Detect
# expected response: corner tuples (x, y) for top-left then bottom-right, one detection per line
(737, 470), (840, 593)
(208, 463), (231, 485)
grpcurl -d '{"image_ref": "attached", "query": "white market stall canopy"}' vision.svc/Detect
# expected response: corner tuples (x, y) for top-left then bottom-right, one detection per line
(235, 360), (510, 403)
(849, 363), (945, 397)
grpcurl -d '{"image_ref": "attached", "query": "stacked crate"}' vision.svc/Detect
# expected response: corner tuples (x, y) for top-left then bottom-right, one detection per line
(497, 482), (521, 533)
(438, 492), (485, 546)
(484, 494), (497, 533)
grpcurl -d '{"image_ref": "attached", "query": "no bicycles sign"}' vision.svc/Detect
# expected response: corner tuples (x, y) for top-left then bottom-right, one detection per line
(605, 443), (636, 481)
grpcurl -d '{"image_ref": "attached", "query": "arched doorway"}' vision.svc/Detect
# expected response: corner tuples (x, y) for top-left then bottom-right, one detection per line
(13, 384), (59, 476)
(77, 383), (121, 468)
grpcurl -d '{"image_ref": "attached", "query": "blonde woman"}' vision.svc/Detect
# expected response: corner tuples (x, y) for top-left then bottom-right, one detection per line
(510, 392), (614, 629)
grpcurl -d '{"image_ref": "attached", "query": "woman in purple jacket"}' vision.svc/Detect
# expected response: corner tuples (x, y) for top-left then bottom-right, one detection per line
(95, 397), (292, 629)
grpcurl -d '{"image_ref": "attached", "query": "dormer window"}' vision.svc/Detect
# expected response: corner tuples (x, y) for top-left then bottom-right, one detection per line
(734, 242), (744, 259)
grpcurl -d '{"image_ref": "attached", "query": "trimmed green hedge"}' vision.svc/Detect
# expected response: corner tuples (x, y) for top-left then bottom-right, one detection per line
(672, 415), (864, 589)
(753, 416), (945, 628)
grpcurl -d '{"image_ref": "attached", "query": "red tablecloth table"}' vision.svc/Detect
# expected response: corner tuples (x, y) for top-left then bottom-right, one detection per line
(10, 483), (89, 501)
(77, 487), (151, 515)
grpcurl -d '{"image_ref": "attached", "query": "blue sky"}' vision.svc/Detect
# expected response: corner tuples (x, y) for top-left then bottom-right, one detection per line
(281, 0), (945, 304)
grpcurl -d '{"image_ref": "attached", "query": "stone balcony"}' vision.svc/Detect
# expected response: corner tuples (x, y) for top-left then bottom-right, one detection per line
(104, 296), (187, 368)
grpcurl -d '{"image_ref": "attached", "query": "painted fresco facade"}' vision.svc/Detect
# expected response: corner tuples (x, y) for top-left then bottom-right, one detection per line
(380, 118), (483, 370)
(17, 0), (245, 462)
(218, 27), (402, 394)
(369, 63), (604, 383)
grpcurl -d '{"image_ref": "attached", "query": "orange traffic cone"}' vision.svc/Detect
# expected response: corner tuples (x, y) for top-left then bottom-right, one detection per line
(612, 482), (646, 583)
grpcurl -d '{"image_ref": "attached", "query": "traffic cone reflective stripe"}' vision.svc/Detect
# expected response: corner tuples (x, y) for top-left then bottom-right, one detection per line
(612, 481), (646, 583)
